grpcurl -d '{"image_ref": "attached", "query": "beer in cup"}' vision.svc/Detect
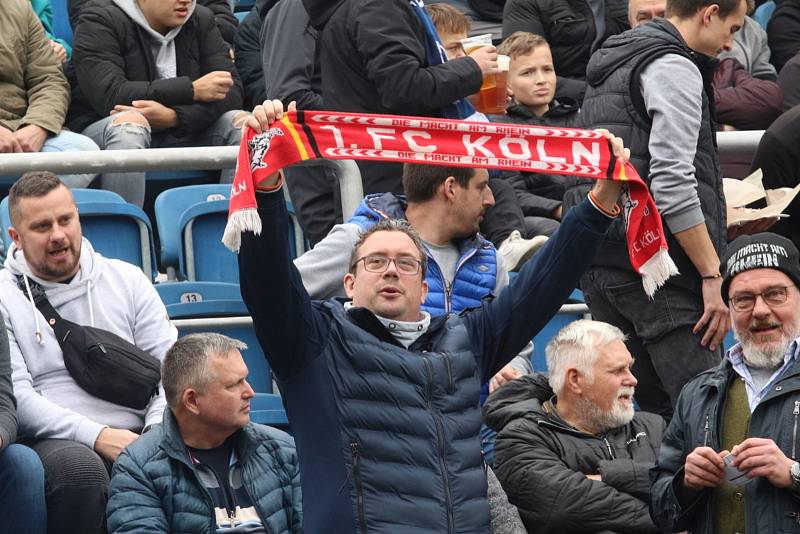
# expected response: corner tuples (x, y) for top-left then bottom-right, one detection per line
(467, 53), (510, 115)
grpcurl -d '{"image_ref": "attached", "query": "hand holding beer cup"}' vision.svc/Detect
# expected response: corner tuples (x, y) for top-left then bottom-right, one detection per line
(461, 34), (509, 114)
(470, 45), (498, 75)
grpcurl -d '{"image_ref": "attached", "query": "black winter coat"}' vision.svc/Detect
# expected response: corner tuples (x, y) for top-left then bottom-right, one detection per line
(484, 374), (665, 534)
(768, 0), (800, 73)
(67, 0), (243, 137)
(315, 0), (483, 195)
(502, 0), (629, 80)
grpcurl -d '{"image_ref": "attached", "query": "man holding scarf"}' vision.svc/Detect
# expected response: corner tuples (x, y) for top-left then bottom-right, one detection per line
(236, 100), (629, 534)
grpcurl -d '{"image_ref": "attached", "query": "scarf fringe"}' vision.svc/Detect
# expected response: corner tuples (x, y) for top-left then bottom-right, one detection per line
(222, 208), (262, 252)
(639, 248), (679, 298)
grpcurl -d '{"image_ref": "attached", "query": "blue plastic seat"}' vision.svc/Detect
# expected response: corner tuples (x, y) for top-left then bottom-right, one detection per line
(154, 281), (248, 318)
(0, 190), (157, 279)
(155, 184), (307, 283)
(753, 1), (775, 28)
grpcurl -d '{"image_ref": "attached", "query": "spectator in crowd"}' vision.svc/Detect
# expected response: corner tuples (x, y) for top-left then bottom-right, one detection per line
(566, 0), (750, 419)
(238, 99), (628, 533)
(651, 232), (800, 533)
(767, 0), (800, 72)
(751, 106), (800, 249)
(778, 51), (800, 109)
(1, 0), (99, 187)
(628, 0), (783, 131)
(485, 320), (665, 533)
(0, 172), (177, 534)
(107, 333), (302, 533)
(502, 0), (630, 102)
(67, 0), (247, 207)
(258, 0), (338, 246)
(306, 0), (496, 205)
(488, 32), (581, 240)
(0, 313), (47, 534)
(30, 0), (71, 63)
(69, 0), (239, 46)
(294, 163), (533, 418)
(425, 4), (551, 270)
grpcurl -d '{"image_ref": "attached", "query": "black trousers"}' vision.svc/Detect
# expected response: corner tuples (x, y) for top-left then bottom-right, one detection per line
(27, 439), (111, 534)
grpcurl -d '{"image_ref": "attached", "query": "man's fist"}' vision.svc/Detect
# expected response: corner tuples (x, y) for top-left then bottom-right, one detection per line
(192, 71), (234, 102)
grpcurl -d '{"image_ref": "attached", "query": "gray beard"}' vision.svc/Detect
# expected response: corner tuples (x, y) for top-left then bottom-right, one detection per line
(734, 321), (800, 370)
(576, 395), (635, 434)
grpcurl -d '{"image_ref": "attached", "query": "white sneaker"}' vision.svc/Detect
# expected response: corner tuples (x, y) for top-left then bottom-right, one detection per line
(497, 230), (548, 272)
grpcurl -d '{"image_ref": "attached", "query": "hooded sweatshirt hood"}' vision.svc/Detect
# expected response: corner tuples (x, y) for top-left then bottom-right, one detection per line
(482, 373), (553, 432)
(586, 20), (689, 88)
(112, 0), (196, 79)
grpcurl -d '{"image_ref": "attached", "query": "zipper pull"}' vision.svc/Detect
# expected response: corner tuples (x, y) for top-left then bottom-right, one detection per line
(794, 401), (799, 415)
(703, 415), (710, 447)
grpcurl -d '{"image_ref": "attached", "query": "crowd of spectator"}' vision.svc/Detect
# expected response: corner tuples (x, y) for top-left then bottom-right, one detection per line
(1, 0), (800, 532)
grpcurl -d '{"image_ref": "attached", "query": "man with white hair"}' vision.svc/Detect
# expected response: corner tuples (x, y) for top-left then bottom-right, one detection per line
(651, 232), (800, 534)
(484, 319), (666, 533)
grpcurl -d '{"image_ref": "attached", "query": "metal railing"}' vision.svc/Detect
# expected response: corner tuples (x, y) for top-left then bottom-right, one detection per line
(0, 129), (764, 219)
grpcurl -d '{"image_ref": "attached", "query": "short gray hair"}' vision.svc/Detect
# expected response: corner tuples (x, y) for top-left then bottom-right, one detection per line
(162, 333), (248, 408)
(545, 320), (626, 395)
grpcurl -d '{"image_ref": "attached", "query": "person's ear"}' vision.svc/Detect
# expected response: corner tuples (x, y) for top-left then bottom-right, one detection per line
(420, 279), (429, 304)
(702, 4), (719, 25)
(8, 227), (19, 248)
(344, 272), (356, 298)
(565, 368), (583, 395)
(182, 388), (201, 415)
(442, 176), (458, 201)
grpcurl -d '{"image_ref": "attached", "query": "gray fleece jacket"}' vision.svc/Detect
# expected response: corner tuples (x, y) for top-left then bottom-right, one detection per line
(0, 239), (177, 448)
(112, 0), (196, 80)
(0, 315), (16, 452)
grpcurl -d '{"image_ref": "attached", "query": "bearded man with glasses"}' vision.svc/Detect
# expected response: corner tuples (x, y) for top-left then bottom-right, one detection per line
(651, 232), (800, 534)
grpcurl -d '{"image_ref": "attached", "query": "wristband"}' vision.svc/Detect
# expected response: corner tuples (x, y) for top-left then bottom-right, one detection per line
(701, 273), (722, 280)
(588, 190), (621, 217)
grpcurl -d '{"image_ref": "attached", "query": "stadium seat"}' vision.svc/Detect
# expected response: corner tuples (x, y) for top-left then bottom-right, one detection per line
(154, 281), (247, 318)
(155, 184), (307, 282)
(0, 190), (157, 279)
(249, 393), (290, 428)
(753, 0), (775, 28)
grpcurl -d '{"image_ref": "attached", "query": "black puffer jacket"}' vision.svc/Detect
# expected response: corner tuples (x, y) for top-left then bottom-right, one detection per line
(484, 374), (665, 534)
(768, 0), (800, 72)
(67, 0), (243, 137)
(502, 0), (629, 80)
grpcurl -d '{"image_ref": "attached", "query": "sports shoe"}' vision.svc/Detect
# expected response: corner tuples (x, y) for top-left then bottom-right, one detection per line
(497, 230), (548, 272)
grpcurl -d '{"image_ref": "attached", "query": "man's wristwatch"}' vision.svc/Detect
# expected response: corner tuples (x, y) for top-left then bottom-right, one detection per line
(790, 461), (800, 492)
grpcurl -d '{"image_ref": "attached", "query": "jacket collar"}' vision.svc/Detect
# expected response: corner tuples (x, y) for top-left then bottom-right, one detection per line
(159, 408), (257, 466)
(336, 298), (449, 350)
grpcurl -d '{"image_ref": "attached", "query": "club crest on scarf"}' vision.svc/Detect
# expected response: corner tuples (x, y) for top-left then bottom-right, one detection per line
(248, 128), (284, 171)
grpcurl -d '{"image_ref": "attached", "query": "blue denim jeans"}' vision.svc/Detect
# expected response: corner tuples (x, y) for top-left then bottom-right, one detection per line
(82, 110), (245, 206)
(581, 267), (723, 420)
(42, 131), (101, 188)
(0, 444), (47, 534)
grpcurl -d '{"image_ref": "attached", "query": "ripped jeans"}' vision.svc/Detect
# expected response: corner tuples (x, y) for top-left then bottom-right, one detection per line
(82, 110), (245, 206)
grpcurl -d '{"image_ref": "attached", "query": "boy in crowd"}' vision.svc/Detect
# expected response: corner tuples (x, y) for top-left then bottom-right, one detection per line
(490, 32), (581, 240)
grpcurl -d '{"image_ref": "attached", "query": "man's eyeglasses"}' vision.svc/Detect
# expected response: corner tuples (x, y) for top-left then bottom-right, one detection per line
(730, 286), (791, 312)
(353, 255), (422, 275)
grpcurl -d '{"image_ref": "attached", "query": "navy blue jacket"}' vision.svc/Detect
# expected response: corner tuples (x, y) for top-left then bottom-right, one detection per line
(239, 189), (612, 533)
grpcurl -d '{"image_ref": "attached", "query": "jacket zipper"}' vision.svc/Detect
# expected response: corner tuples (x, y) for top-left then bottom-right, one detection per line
(440, 352), (455, 393)
(350, 441), (368, 534)
(703, 415), (710, 447)
(444, 248), (480, 313)
(793, 401), (800, 459)
(602, 437), (615, 459)
(422, 355), (454, 533)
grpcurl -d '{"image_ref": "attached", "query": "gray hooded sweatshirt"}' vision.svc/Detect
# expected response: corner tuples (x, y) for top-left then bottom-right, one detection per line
(0, 238), (177, 448)
(113, 0), (197, 79)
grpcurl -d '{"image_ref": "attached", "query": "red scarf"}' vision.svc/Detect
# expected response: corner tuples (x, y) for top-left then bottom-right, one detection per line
(224, 111), (677, 296)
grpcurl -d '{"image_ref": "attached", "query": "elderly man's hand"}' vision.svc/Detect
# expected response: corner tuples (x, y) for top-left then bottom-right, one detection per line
(732, 438), (794, 488)
(683, 446), (726, 490)
(13, 125), (49, 153)
(0, 126), (23, 153)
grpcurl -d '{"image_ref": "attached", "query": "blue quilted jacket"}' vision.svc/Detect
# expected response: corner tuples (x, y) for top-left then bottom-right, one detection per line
(107, 409), (302, 533)
(239, 191), (611, 533)
(348, 192), (498, 314)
